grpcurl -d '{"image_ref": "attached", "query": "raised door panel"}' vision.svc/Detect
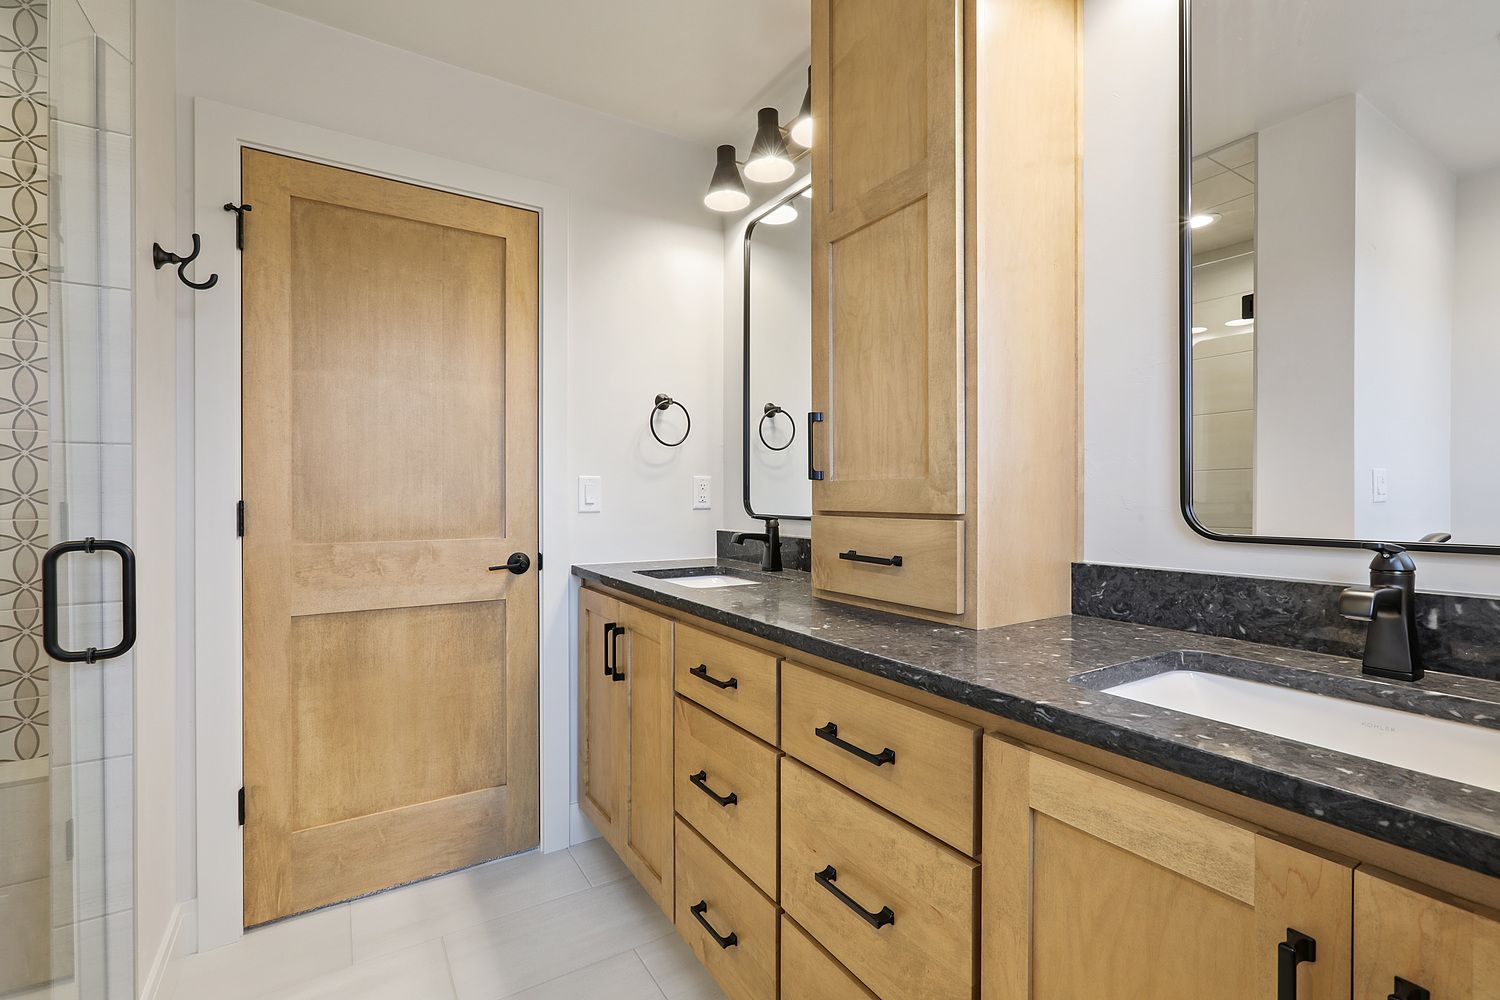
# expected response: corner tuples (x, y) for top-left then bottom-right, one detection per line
(983, 738), (1353, 1000)
(810, 0), (963, 516)
(577, 588), (623, 842)
(1354, 869), (1500, 999)
(617, 601), (675, 917)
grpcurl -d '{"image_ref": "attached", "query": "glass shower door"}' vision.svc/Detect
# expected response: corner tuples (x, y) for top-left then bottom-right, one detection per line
(2, 0), (136, 996)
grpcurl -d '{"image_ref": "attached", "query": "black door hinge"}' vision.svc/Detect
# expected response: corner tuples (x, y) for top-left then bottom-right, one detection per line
(537, 552), (543, 571)
(236, 500), (245, 537)
(238, 786), (246, 826)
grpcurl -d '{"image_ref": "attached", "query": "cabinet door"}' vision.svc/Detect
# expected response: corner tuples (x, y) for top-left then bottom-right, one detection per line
(616, 601), (675, 916)
(578, 588), (623, 842)
(984, 738), (1353, 1000)
(1354, 869), (1500, 999)
(809, 0), (964, 516)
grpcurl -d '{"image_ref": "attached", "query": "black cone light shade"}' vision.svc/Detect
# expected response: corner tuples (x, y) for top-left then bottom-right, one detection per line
(789, 67), (813, 148)
(745, 107), (795, 183)
(704, 144), (750, 213)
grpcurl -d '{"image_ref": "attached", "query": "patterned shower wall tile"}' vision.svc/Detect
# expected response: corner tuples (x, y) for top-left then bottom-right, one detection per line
(0, 0), (47, 101)
(0, 693), (47, 761)
(0, 340), (47, 435)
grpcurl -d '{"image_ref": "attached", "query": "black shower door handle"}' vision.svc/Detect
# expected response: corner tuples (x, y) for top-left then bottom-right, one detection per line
(42, 538), (137, 663)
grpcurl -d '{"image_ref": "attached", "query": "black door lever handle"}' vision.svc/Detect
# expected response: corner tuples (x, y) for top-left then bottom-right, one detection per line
(490, 552), (531, 574)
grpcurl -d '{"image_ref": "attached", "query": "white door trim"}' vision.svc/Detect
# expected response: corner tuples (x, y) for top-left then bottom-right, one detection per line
(192, 98), (571, 951)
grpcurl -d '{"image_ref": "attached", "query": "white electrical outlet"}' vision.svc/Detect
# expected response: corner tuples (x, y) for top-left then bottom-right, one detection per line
(693, 475), (712, 510)
(578, 476), (602, 513)
(1371, 468), (1389, 504)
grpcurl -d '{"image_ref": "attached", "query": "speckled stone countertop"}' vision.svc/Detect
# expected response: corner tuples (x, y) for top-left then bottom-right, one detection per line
(574, 559), (1500, 880)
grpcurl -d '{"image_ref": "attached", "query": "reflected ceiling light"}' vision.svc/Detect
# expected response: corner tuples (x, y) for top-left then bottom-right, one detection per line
(1189, 213), (1221, 229)
(800, 188), (813, 199)
(1224, 292), (1255, 327)
(788, 68), (814, 148)
(1192, 326), (1208, 334)
(745, 107), (795, 183)
(1225, 318), (1254, 327)
(762, 203), (799, 225)
(704, 144), (750, 213)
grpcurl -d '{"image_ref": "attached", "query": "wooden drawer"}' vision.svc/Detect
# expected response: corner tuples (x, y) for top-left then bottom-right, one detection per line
(781, 661), (979, 854)
(673, 697), (779, 897)
(781, 760), (976, 1000)
(781, 914), (877, 1000)
(674, 623), (779, 744)
(811, 515), (964, 614)
(674, 817), (778, 1000)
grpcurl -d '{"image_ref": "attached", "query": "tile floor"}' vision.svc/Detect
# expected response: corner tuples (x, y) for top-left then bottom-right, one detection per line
(172, 840), (726, 1000)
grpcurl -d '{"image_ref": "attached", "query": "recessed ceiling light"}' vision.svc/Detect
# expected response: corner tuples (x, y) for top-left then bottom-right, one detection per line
(1189, 213), (1221, 230)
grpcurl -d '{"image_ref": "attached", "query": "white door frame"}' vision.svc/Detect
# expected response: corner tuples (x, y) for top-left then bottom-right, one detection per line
(192, 99), (572, 951)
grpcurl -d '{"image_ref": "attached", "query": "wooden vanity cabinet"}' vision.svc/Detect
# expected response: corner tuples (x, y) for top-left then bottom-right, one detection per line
(1353, 869), (1500, 999)
(576, 589), (674, 916)
(983, 737), (1354, 1000)
(808, 0), (1080, 630)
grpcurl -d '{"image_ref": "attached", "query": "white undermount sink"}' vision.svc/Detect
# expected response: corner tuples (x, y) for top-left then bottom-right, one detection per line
(668, 574), (761, 590)
(1101, 669), (1500, 793)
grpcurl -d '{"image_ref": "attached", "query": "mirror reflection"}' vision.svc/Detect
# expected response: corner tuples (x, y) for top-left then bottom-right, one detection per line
(1187, 0), (1500, 547)
(745, 184), (813, 519)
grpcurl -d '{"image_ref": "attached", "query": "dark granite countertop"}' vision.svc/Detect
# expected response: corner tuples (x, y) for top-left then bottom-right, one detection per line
(573, 559), (1500, 880)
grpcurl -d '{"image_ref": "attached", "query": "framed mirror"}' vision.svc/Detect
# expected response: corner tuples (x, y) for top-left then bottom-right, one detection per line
(743, 178), (813, 522)
(1180, 0), (1500, 554)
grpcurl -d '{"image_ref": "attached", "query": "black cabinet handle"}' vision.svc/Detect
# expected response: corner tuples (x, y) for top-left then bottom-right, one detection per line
(689, 770), (738, 807)
(689, 900), (738, 949)
(1277, 929), (1316, 1000)
(1389, 979), (1430, 1000)
(43, 539), (137, 664)
(603, 622), (617, 677)
(807, 411), (825, 481)
(489, 552), (531, 574)
(611, 625), (626, 682)
(838, 549), (903, 568)
(814, 866), (894, 930)
(815, 722), (895, 767)
(690, 663), (738, 690)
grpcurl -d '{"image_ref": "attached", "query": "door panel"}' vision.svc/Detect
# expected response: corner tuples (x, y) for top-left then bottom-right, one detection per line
(578, 588), (623, 838)
(241, 149), (539, 925)
(617, 601), (675, 916)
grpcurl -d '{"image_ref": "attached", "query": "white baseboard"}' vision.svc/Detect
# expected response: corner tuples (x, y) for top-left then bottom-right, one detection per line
(141, 900), (195, 1000)
(568, 802), (601, 845)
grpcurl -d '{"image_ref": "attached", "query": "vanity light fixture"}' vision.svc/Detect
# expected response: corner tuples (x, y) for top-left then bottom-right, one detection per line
(704, 144), (751, 213)
(788, 68), (814, 148)
(745, 107), (796, 183)
(1189, 212), (1221, 229)
(761, 202), (799, 226)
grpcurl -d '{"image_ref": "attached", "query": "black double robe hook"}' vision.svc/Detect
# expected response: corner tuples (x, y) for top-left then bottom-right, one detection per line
(153, 233), (219, 290)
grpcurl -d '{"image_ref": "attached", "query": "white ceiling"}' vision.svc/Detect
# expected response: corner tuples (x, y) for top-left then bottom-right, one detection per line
(253, 0), (811, 145)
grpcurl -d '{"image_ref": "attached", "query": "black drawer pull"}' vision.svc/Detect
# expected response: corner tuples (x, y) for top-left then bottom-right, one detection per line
(1277, 929), (1316, 1000)
(689, 900), (738, 949)
(611, 625), (626, 682)
(814, 866), (894, 930)
(690, 663), (738, 690)
(815, 722), (895, 767)
(838, 549), (903, 568)
(602, 622), (617, 677)
(689, 770), (738, 807)
(1389, 979), (1430, 1000)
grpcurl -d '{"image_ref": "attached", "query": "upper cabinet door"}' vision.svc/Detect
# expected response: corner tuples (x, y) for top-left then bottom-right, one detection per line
(811, 0), (964, 516)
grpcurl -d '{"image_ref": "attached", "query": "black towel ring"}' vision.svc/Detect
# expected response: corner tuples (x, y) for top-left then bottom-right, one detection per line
(758, 403), (796, 452)
(651, 394), (691, 447)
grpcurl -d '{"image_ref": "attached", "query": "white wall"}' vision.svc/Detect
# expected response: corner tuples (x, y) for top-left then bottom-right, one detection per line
(173, 0), (725, 942)
(1351, 96), (1455, 541)
(1452, 166), (1500, 542)
(1081, 0), (1500, 595)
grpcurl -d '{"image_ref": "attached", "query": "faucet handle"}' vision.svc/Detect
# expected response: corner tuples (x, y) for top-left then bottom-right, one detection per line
(1362, 542), (1416, 573)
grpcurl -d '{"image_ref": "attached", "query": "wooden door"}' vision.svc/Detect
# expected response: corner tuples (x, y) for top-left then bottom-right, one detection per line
(578, 588), (623, 842)
(241, 150), (540, 926)
(1354, 869), (1500, 999)
(809, 0), (964, 516)
(613, 601), (675, 915)
(984, 738), (1353, 1000)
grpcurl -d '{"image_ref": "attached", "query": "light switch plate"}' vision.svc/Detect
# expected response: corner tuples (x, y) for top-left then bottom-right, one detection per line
(1371, 467), (1389, 504)
(693, 475), (712, 510)
(578, 475), (602, 513)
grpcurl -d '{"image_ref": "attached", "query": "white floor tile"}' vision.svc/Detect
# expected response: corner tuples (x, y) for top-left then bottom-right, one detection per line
(442, 879), (674, 1000)
(567, 838), (629, 887)
(175, 905), (352, 1000)
(506, 951), (665, 1000)
(636, 933), (726, 1000)
(255, 939), (455, 1000)
(351, 850), (590, 961)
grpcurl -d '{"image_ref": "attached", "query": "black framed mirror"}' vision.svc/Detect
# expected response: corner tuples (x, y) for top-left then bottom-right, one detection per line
(742, 177), (813, 523)
(1179, 0), (1500, 556)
